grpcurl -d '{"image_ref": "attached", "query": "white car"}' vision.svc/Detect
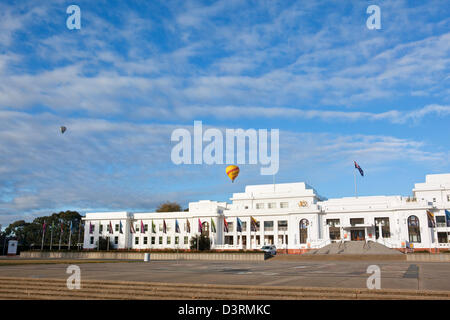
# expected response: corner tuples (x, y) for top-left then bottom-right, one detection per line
(261, 245), (277, 255)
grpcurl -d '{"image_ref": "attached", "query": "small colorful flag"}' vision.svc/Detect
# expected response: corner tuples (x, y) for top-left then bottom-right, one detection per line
(446, 210), (450, 227)
(163, 220), (167, 234)
(210, 218), (216, 233)
(250, 216), (258, 232)
(237, 217), (243, 232)
(130, 223), (135, 234)
(43, 221), (47, 234)
(175, 219), (180, 233)
(119, 221), (123, 234)
(60, 222), (64, 235)
(186, 219), (191, 233)
(89, 222), (93, 234)
(354, 161), (364, 176)
(109, 221), (113, 234)
(427, 211), (436, 228)
(152, 220), (156, 233)
(223, 217), (229, 233)
(198, 219), (203, 233)
(141, 220), (145, 234)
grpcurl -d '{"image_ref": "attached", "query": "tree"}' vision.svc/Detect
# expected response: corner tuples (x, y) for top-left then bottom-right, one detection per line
(190, 234), (211, 251)
(156, 202), (182, 212)
(5, 210), (84, 249)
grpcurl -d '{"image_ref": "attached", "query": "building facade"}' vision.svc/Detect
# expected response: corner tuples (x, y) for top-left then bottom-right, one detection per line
(82, 173), (450, 253)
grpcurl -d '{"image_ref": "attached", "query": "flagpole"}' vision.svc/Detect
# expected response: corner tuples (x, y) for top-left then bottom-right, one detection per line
(68, 223), (72, 251)
(50, 223), (53, 251)
(59, 223), (62, 251)
(41, 223), (45, 251)
(77, 222), (81, 251)
(354, 168), (358, 198)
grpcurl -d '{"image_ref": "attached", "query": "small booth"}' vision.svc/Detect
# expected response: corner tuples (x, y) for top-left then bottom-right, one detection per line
(7, 240), (18, 256)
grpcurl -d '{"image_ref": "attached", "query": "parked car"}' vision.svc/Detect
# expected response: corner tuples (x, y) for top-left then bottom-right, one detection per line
(261, 245), (277, 255)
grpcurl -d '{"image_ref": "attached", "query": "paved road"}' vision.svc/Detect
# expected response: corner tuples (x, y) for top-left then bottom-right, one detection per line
(0, 260), (449, 291)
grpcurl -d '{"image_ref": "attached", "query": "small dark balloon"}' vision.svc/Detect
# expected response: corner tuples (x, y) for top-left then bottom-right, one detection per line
(60, 126), (67, 134)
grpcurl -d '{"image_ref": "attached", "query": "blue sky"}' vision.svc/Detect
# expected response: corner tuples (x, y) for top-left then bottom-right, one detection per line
(0, 0), (449, 226)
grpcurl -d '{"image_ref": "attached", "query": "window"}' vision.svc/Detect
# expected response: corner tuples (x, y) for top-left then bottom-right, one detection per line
(280, 202), (289, 208)
(167, 237), (171, 244)
(438, 232), (448, 244)
(114, 236), (118, 245)
(159, 224), (163, 232)
(151, 237), (155, 245)
(299, 219), (309, 244)
(184, 236), (188, 244)
(91, 225), (95, 232)
(159, 237), (163, 245)
(227, 222), (234, 232)
(407, 216), (421, 243)
(350, 218), (364, 226)
(143, 237), (148, 245)
(241, 221), (247, 232)
(251, 221), (260, 232)
(115, 224), (119, 232)
(256, 203), (264, 209)
(99, 225), (103, 233)
(375, 218), (391, 238)
(90, 237), (94, 245)
(136, 225), (139, 232)
(264, 235), (274, 245)
(145, 224), (148, 232)
(225, 236), (234, 245)
(327, 219), (340, 241)
(433, 198), (436, 202)
(268, 202), (276, 209)
(175, 237), (179, 245)
(436, 216), (446, 228)
(264, 221), (274, 231)
(135, 237), (139, 245)
(278, 220), (288, 231)
(447, 195), (450, 202)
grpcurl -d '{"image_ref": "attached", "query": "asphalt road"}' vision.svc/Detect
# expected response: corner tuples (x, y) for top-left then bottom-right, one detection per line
(0, 260), (449, 291)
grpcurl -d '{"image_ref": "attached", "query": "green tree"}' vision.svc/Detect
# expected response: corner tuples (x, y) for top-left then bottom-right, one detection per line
(190, 234), (211, 251)
(156, 202), (182, 212)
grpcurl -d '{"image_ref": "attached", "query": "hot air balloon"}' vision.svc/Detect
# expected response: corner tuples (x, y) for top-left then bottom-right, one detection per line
(60, 126), (67, 134)
(226, 165), (239, 183)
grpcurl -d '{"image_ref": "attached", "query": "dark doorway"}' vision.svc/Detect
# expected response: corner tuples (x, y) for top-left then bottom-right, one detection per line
(350, 229), (365, 241)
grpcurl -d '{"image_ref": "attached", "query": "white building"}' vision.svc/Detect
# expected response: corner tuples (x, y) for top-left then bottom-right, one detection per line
(82, 173), (450, 253)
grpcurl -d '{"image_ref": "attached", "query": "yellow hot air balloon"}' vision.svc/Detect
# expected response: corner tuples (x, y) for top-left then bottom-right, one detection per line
(226, 165), (240, 183)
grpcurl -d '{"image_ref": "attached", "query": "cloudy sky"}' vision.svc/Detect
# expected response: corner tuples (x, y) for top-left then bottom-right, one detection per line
(0, 0), (449, 227)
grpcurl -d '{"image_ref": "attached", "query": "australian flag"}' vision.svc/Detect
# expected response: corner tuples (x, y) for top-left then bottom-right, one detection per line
(354, 161), (364, 176)
(445, 210), (450, 227)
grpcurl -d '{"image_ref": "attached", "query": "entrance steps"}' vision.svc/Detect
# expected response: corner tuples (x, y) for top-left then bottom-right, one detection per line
(305, 241), (403, 255)
(0, 276), (448, 300)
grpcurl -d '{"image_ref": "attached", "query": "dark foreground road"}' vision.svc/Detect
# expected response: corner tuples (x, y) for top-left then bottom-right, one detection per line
(0, 259), (449, 291)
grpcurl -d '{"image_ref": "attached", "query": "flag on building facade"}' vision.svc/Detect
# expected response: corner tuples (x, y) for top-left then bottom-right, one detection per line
(152, 220), (156, 233)
(186, 219), (191, 233)
(250, 216), (258, 232)
(223, 217), (229, 233)
(109, 221), (113, 234)
(237, 217), (243, 232)
(354, 161), (364, 176)
(446, 210), (450, 227)
(42, 221), (47, 234)
(60, 222), (64, 235)
(210, 218), (216, 233)
(175, 219), (180, 233)
(141, 220), (145, 233)
(163, 220), (167, 233)
(198, 219), (202, 233)
(427, 210), (436, 228)
(89, 222), (93, 234)
(130, 223), (135, 234)
(119, 221), (123, 234)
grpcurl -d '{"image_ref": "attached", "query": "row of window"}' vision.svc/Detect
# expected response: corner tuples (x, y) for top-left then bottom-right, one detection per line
(254, 202), (289, 209)
(225, 220), (288, 233)
(89, 236), (190, 246)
